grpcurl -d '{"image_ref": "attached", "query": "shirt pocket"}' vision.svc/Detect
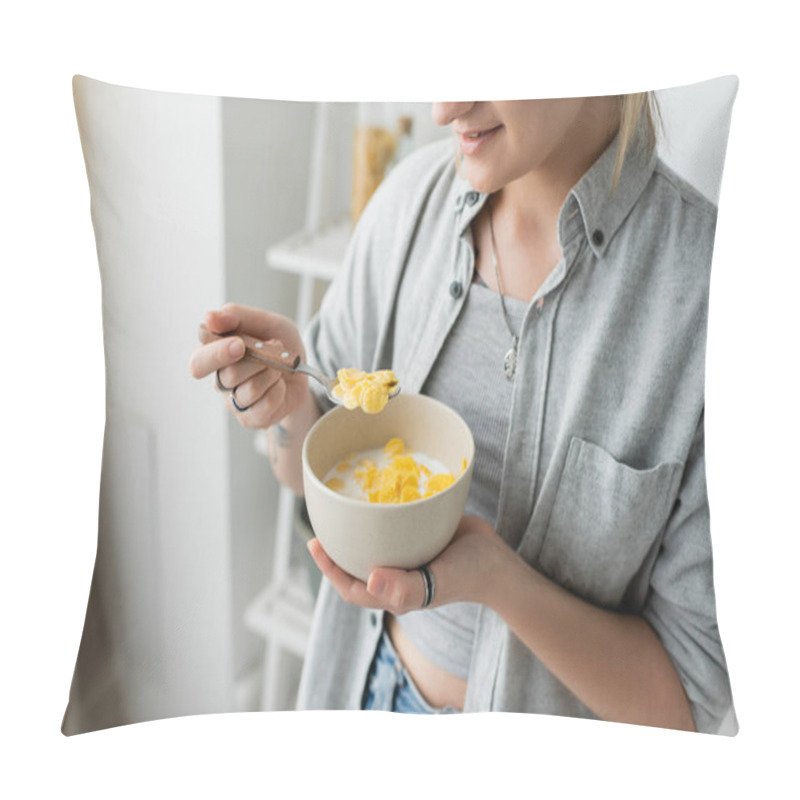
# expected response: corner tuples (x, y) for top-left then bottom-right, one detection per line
(537, 436), (682, 609)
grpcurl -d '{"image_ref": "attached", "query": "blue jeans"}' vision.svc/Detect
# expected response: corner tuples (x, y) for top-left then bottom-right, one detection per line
(361, 629), (460, 714)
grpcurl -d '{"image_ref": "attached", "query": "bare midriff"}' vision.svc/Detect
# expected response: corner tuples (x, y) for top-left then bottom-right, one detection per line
(385, 614), (467, 711)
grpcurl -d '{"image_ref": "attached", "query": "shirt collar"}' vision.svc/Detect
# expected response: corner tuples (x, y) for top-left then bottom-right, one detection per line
(453, 180), (487, 236)
(452, 132), (657, 259)
(562, 132), (657, 258)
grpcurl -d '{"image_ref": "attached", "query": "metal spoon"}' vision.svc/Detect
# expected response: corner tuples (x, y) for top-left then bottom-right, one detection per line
(199, 324), (400, 406)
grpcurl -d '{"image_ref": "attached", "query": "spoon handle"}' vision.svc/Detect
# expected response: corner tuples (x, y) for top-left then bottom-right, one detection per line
(198, 324), (301, 372)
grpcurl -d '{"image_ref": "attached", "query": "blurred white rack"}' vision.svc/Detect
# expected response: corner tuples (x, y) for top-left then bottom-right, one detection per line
(264, 219), (351, 283)
(244, 565), (315, 659)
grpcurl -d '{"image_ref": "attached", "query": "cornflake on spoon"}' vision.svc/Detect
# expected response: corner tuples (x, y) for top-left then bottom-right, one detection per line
(331, 368), (399, 414)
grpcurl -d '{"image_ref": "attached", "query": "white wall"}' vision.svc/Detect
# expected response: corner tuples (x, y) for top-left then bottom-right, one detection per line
(67, 78), (234, 730)
(65, 80), (314, 732)
(656, 75), (738, 204)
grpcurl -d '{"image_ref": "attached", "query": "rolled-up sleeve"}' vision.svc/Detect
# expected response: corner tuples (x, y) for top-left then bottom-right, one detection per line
(642, 412), (736, 734)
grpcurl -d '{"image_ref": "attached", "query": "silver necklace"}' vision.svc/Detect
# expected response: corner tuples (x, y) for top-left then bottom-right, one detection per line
(487, 197), (519, 380)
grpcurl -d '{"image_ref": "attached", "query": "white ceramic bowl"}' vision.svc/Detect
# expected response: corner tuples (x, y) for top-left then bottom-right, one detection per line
(302, 393), (475, 582)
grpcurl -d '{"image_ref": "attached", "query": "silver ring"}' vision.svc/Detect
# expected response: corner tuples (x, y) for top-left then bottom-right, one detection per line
(215, 369), (232, 392)
(418, 564), (435, 608)
(231, 387), (250, 412)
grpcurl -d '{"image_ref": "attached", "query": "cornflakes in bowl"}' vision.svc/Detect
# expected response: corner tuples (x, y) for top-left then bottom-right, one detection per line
(302, 394), (474, 581)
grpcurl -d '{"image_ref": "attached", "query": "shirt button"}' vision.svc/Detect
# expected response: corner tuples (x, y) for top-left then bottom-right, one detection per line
(449, 280), (463, 299)
(370, 612), (378, 627)
(591, 229), (604, 246)
(466, 191), (479, 206)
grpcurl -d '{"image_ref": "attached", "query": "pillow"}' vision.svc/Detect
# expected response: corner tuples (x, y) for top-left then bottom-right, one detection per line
(63, 75), (738, 735)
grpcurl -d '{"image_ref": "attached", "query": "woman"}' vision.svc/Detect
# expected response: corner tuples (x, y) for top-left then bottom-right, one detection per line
(190, 96), (735, 732)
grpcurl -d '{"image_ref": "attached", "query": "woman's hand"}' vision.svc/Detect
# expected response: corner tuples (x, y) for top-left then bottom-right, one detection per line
(189, 302), (310, 430)
(307, 514), (512, 615)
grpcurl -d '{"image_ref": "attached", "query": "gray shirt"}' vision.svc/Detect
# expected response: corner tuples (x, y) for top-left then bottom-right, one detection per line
(396, 277), (526, 678)
(296, 133), (735, 733)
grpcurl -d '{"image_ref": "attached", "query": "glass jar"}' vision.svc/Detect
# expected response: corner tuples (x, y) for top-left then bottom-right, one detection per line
(350, 103), (398, 225)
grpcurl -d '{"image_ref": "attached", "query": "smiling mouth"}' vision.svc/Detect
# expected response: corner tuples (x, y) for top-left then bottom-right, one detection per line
(457, 124), (502, 156)
(461, 125), (502, 139)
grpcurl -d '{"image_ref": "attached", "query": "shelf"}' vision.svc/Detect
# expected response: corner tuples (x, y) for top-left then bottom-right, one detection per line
(266, 217), (351, 281)
(244, 568), (315, 659)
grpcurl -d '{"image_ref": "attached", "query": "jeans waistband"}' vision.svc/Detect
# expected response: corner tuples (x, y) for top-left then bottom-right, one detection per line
(363, 628), (460, 715)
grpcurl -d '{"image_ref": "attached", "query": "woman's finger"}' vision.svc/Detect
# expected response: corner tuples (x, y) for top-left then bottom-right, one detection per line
(189, 335), (246, 380)
(307, 538), (430, 614)
(225, 370), (288, 428)
(307, 539), (383, 609)
(222, 363), (282, 407)
(207, 303), (300, 347)
(366, 567), (427, 614)
(203, 306), (241, 335)
(214, 354), (278, 397)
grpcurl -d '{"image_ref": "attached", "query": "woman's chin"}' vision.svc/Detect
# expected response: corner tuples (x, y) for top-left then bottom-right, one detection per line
(461, 166), (498, 196)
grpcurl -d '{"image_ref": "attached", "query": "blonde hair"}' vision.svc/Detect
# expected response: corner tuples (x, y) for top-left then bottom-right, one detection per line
(612, 92), (662, 190)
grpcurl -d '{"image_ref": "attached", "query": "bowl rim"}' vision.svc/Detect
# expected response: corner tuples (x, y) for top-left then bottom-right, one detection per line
(301, 393), (475, 510)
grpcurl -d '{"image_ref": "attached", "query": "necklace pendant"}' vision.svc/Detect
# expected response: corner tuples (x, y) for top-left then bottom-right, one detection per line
(504, 339), (518, 381)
